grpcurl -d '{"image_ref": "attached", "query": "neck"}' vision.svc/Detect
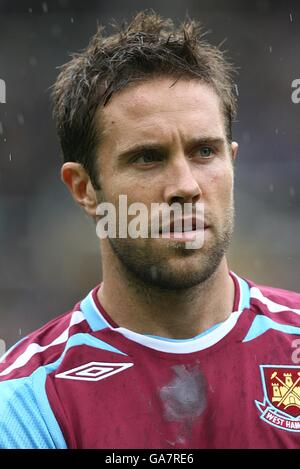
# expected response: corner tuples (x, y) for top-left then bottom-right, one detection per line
(97, 244), (235, 339)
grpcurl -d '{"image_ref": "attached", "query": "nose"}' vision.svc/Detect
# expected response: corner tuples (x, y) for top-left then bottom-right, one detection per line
(163, 156), (202, 205)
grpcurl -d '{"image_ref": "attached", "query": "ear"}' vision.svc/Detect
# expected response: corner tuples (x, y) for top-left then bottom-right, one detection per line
(61, 162), (98, 218)
(231, 141), (238, 162)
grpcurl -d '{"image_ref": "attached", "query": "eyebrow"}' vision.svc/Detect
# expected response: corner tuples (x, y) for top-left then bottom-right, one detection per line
(117, 137), (226, 160)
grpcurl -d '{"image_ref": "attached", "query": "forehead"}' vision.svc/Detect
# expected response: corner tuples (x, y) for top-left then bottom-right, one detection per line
(98, 77), (225, 149)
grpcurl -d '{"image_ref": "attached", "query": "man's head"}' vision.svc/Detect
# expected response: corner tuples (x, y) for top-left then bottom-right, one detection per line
(54, 11), (238, 290)
(52, 10), (237, 189)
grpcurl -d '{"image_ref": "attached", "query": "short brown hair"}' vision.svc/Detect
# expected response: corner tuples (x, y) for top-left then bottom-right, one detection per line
(52, 10), (237, 189)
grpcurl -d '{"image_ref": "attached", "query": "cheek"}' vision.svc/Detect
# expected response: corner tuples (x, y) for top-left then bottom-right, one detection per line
(205, 165), (234, 209)
(102, 174), (154, 206)
(208, 163), (233, 191)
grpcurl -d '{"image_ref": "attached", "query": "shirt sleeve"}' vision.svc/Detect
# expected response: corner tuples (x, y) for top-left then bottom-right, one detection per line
(0, 368), (67, 449)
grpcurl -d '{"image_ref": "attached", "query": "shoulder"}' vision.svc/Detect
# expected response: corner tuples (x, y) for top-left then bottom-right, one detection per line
(0, 304), (89, 381)
(247, 278), (300, 314)
(0, 301), (91, 448)
(240, 277), (300, 343)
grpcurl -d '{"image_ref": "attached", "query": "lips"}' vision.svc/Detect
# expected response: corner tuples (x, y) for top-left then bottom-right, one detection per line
(160, 217), (206, 234)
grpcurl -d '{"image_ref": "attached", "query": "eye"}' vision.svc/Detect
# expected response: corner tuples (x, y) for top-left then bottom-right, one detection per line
(195, 146), (214, 158)
(134, 150), (163, 164)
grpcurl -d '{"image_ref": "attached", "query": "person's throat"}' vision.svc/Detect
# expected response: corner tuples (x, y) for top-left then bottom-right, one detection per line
(97, 260), (235, 339)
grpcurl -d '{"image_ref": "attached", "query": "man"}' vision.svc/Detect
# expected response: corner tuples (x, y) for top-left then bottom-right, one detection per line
(1, 10), (300, 449)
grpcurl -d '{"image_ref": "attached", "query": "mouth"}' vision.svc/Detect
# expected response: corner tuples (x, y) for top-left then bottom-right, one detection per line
(159, 218), (208, 241)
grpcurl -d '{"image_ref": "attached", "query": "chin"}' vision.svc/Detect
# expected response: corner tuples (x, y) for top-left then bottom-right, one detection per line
(139, 256), (221, 291)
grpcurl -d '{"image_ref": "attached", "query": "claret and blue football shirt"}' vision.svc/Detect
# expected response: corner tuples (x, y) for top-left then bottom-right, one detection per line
(1, 271), (300, 448)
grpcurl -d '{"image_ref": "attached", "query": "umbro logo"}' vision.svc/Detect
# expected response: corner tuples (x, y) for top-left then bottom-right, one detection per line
(55, 361), (134, 382)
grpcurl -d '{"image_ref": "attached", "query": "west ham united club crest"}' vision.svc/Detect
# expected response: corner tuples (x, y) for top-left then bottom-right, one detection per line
(256, 365), (300, 432)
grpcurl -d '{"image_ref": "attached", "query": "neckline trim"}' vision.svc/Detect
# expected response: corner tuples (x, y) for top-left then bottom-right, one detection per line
(80, 271), (251, 354)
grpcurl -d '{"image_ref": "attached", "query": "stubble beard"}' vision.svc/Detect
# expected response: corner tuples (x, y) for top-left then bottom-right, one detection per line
(107, 203), (235, 292)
